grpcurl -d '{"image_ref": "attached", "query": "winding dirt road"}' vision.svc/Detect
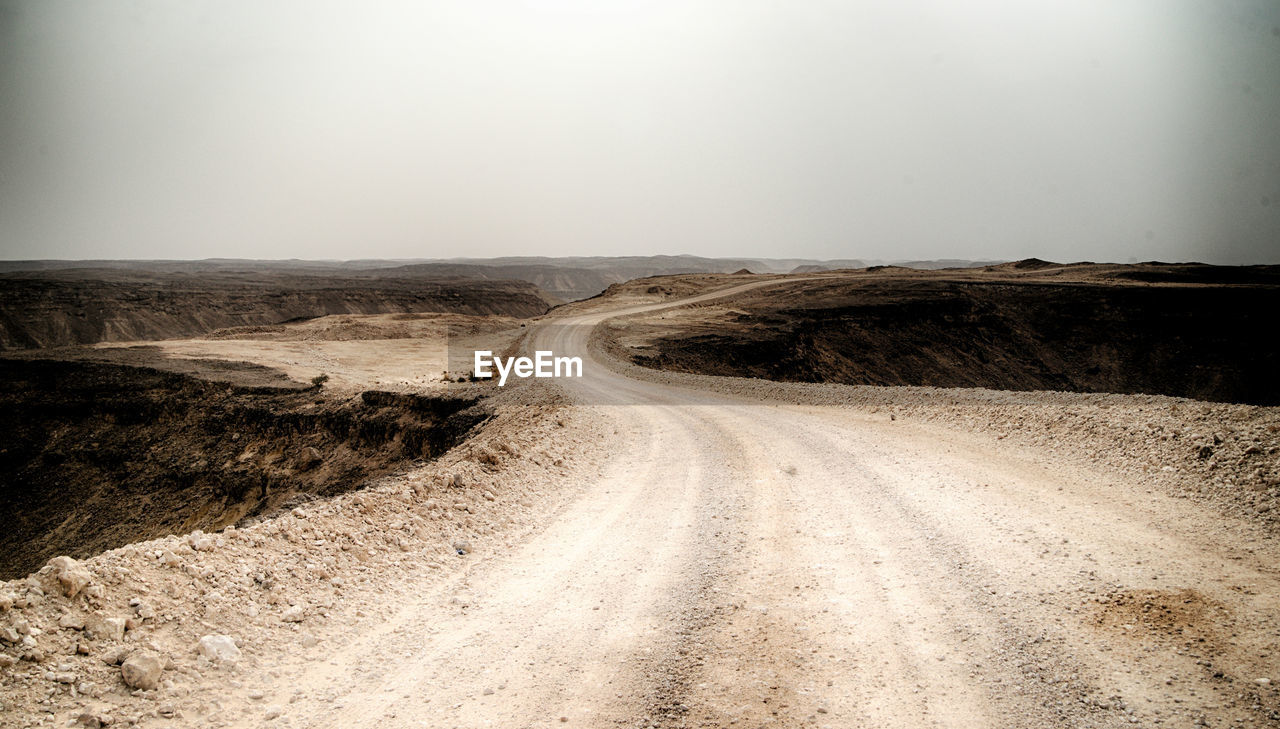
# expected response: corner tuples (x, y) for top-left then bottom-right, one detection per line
(272, 283), (1280, 728)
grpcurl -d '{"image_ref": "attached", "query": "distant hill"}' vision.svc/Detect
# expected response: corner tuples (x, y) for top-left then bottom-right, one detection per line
(892, 259), (1006, 270)
(0, 256), (1026, 301)
(1, 256), (868, 300)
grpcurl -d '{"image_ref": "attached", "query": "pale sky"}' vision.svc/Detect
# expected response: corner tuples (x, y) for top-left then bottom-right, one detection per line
(1, 1), (1278, 263)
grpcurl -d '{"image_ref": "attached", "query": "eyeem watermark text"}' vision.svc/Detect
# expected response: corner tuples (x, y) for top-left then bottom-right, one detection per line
(473, 350), (583, 386)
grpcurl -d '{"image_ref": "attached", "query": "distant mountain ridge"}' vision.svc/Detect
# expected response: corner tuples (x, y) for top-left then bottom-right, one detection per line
(0, 255), (1019, 301)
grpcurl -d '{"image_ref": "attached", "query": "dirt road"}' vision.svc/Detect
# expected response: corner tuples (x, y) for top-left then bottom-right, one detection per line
(231, 282), (1277, 729)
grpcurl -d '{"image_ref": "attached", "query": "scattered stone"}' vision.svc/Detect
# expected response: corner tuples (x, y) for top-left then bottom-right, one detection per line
(0, 654), (15, 668)
(298, 446), (323, 470)
(48, 670), (77, 683)
(0, 626), (19, 643)
(281, 606), (305, 623)
(85, 616), (126, 642)
(264, 705), (283, 720)
(120, 651), (164, 690)
(452, 540), (471, 556)
(197, 635), (242, 665)
(187, 530), (215, 551)
(159, 550), (181, 568)
(48, 556), (93, 598)
(76, 712), (103, 728)
(59, 613), (86, 630)
(100, 646), (131, 666)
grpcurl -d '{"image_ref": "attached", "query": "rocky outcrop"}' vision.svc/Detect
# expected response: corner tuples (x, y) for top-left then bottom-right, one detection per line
(0, 271), (553, 349)
(0, 358), (489, 578)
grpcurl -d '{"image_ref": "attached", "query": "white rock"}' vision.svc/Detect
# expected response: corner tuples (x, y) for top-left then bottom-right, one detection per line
(187, 530), (215, 551)
(197, 635), (242, 665)
(280, 606), (304, 623)
(47, 556), (93, 598)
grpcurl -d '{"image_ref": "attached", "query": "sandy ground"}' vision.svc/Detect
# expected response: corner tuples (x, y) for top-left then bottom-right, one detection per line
(3, 281), (1278, 728)
(88, 312), (529, 395)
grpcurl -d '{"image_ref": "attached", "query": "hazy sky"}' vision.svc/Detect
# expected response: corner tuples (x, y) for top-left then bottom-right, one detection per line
(1, 1), (1278, 263)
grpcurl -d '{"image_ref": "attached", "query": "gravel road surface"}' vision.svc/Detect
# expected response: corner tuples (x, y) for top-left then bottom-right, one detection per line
(264, 282), (1280, 728)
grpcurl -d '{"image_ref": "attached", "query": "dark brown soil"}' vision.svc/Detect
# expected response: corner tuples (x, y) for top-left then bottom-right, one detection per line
(617, 264), (1280, 405)
(0, 358), (488, 579)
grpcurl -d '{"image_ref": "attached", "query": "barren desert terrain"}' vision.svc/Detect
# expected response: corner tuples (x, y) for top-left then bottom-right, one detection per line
(601, 261), (1280, 404)
(0, 268), (1278, 729)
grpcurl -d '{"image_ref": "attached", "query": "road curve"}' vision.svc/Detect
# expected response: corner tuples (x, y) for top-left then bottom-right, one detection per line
(278, 282), (1280, 729)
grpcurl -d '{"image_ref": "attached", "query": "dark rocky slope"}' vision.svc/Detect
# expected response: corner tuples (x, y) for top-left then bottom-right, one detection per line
(0, 270), (555, 349)
(624, 269), (1280, 405)
(0, 358), (488, 578)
